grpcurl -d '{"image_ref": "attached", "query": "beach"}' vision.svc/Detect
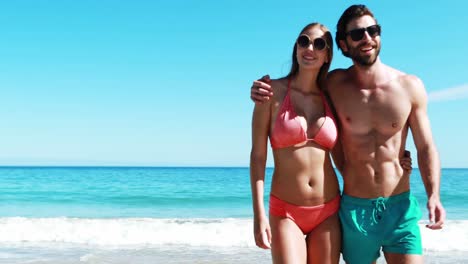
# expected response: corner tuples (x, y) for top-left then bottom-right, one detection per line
(0, 167), (466, 263)
(0, 245), (466, 264)
(0, 218), (467, 263)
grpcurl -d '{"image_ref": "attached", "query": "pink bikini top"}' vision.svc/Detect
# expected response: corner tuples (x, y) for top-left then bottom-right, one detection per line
(270, 79), (338, 150)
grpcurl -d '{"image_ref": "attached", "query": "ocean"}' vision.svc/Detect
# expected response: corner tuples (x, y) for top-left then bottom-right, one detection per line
(0, 167), (466, 263)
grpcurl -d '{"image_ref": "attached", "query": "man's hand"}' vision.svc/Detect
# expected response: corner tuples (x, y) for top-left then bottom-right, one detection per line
(426, 196), (446, 230)
(251, 75), (273, 104)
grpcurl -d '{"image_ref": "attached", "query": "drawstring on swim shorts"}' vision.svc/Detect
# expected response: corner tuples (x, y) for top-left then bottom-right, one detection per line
(372, 197), (386, 224)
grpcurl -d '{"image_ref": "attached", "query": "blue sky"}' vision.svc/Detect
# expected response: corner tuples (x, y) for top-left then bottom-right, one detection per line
(0, 1), (467, 167)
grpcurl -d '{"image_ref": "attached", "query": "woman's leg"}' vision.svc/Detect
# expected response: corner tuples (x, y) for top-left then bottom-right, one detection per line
(270, 214), (307, 264)
(305, 213), (341, 264)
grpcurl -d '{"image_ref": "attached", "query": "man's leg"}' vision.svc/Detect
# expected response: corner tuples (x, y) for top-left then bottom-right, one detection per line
(384, 252), (423, 264)
(382, 193), (423, 264)
(339, 195), (382, 264)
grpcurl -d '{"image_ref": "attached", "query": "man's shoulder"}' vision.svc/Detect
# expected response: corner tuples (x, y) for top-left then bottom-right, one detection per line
(326, 68), (352, 94)
(393, 73), (425, 94)
(399, 74), (423, 87)
(327, 68), (350, 86)
(385, 66), (423, 88)
(328, 68), (350, 81)
(392, 72), (427, 103)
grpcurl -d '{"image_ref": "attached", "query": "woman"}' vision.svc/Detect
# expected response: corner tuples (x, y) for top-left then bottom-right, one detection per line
(250, 22), (341, 263)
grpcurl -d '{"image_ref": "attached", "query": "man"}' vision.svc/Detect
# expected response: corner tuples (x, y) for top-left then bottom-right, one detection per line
(250, 5), (445, 264)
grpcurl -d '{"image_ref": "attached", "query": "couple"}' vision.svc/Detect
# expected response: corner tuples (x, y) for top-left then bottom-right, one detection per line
(249, 4), (445, 264)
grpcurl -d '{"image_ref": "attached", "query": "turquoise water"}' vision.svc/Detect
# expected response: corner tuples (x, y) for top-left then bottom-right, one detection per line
(0, 167), (466, 219)
(0, 167), (466, 263)
(0, 167), (252, 218)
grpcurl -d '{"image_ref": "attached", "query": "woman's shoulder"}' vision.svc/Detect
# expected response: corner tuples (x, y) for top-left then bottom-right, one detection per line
(270, 77), (288, 100)
(270, 77), (289, 103)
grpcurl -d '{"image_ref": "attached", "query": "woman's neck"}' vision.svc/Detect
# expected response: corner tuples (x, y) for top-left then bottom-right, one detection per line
(292, 70), (320, 94)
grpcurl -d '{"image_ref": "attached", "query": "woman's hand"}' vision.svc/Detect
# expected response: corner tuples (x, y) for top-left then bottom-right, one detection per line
(400, 150), (413, 175)
(253, 215), (272, 249)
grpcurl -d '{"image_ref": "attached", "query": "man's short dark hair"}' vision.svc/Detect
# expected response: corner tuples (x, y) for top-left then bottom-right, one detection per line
(335, 4), (378, 57)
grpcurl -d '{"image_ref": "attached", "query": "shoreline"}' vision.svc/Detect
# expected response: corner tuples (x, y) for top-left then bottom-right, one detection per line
(0, 245), (466, 264)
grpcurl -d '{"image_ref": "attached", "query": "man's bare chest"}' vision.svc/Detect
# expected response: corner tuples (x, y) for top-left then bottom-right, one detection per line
(334, 88), (412, 133)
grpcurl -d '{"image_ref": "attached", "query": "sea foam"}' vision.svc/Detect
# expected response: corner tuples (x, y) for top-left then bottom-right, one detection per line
(0, 217), (466, 251)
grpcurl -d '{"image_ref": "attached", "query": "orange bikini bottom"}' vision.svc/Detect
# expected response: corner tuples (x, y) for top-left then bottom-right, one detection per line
(269, 194), (340, 234)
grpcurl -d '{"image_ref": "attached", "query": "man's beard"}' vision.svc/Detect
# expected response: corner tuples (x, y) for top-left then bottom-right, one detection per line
(348, 42), (381, 66)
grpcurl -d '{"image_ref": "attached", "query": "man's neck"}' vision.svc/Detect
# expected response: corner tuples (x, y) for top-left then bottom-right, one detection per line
(351, 58), (389, 88)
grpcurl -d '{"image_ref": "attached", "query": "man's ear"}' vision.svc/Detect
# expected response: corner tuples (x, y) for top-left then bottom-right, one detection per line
(339, 39), (348, 53)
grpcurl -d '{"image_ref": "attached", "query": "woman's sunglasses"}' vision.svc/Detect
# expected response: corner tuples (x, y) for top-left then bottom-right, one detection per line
(346, 24), (381, 41)
(296, 35), (327, 51)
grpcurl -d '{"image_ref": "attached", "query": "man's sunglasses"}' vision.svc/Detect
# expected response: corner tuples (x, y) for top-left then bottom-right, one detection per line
(296, 35), (327, 51)
(346, 25), (381, 41)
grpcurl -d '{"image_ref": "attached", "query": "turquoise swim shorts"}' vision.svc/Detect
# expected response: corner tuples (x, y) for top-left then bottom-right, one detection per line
(339, 191), (422, 264)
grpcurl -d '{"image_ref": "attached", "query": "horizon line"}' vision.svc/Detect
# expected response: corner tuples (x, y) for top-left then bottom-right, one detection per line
(0, 165), (466, 169)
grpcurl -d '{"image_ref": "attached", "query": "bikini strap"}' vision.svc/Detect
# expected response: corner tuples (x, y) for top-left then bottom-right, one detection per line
(282, 78), (292, 108)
